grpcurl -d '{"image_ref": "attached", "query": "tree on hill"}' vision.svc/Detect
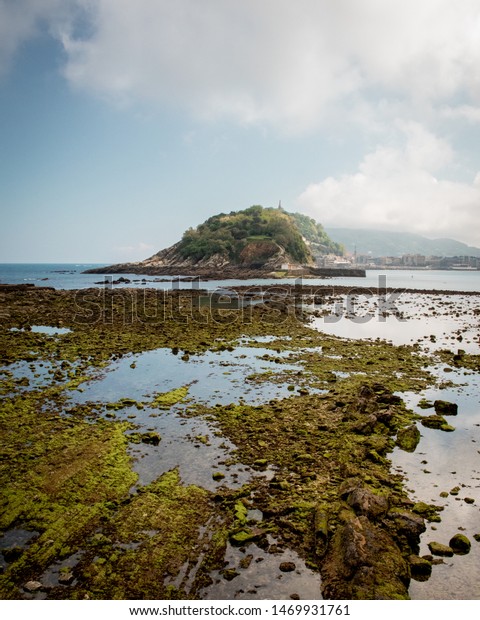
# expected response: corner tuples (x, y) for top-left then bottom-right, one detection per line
(287, 211), (344, 256)
(178, 205), (314, 264)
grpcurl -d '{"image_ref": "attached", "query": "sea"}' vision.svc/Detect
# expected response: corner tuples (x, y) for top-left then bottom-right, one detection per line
(0, 263), (479, 292)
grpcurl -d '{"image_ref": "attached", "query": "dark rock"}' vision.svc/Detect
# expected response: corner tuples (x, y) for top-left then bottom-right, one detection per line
(221, 568), (239, 581)
(314, 508), (329, 557)
(2, 546), (23, 562)
(321, 516), (410, 600)
(339, 477), (362, 498)
(376, 408), (395, 425)
(351, 414), (377, 434)
(434, 400), (458, 416)
(140, 432), (161, 446)
(389, 509), (426, 544)
(449, 534), (471, 555)
(279, 562), (296, 572)
(408, 554), (432, 581)
(239, 554), (253, 569)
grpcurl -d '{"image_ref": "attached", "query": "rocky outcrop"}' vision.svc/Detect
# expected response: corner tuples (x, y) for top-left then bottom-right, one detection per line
(322, 515), (410, 599)
(84, 239), (299, 277)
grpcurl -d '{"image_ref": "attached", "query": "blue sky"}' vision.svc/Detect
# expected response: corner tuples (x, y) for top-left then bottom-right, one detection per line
(1, 0), (480, 262)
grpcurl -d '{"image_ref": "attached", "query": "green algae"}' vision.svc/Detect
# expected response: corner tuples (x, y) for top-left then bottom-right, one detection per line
(412, 502), (443, 523)
(437, 349), (480, 372)
(0, 390), (137, 598)
(71, 469), (218, 600)
(396, 424), (421, 452)
(149, 386), (190, 410)
(103, 386), (190, 415)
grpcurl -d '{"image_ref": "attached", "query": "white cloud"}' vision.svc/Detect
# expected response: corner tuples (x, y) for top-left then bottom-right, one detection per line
(3, 1), (480, 133)
(296, 124), (480, 247)
(53, 0), (480, 131)
(441, 105), (480, 124)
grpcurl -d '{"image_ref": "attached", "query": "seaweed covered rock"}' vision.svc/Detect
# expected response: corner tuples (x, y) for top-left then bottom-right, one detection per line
(387, 509), (426, 553)
(420, 415), (455, 432)
(408, 554), (432, 581)
(449, 534), (471, 555)
(428, 541), (453, 557)
(321, 516), (410, 599)
(396, 424), (420, 452)
(434, 400), (458, 416)
(314, 507), (329, 558)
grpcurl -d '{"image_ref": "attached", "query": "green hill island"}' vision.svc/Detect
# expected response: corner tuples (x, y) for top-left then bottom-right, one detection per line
(86, 206), (364, 278)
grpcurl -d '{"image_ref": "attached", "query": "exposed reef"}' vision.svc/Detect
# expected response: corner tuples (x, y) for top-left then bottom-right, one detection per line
(0, 284), (475, 599)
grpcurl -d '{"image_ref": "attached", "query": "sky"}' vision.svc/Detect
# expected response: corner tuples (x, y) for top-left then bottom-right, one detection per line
(1, 0), (480, 262)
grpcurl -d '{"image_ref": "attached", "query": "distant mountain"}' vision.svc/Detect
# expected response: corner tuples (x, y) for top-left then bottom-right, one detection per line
(325, 228), (480, 258)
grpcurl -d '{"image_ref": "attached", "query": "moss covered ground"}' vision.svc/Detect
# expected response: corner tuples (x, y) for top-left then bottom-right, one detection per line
(0, 285), (452, 599)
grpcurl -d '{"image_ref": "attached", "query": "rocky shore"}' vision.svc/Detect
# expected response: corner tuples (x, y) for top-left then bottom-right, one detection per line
(0, 285), (478, 599)
(83, 264), (366, 279)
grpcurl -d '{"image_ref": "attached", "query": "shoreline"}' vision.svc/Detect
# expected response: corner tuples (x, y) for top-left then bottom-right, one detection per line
(2, 280), (479, 297)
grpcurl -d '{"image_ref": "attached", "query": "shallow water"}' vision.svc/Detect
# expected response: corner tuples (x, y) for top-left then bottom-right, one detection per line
(311, 292), (480, 353)
(67, 345), (311, 490)
(202, 536), (322, 600)
(63, 343), (324, 596)
(393, 367), (480, 600)
(71, 346), (303, 408)
(1, 264), (479, 292)
(0, 528), (39, 572)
